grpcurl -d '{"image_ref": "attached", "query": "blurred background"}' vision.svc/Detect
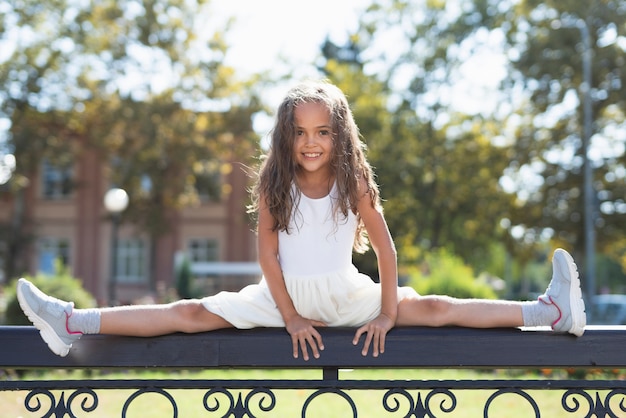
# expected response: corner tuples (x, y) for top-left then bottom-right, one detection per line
(1, 0), (625, 324)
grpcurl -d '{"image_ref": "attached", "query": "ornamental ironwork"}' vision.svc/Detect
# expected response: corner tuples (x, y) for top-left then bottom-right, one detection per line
(3, 377), (626, 417)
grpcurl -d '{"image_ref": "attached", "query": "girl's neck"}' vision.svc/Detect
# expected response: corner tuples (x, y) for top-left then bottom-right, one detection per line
(296, 172), (335, 199)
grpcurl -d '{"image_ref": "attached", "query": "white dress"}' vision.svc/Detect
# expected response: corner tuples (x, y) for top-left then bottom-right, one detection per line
(202, 183), (418, 328)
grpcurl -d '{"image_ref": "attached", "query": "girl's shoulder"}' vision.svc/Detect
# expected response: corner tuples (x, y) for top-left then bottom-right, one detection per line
(355, 174), (371, 199)
(354, 173), (381, 213)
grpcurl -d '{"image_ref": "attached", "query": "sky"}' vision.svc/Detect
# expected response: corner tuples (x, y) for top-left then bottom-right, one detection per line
(207, 0), (508, 135)
(208, 0), (372, 134)
(209, 0), (370, 78)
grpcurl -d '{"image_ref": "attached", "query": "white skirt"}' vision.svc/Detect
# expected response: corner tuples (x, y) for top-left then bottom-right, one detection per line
(202, 265), (418, 328)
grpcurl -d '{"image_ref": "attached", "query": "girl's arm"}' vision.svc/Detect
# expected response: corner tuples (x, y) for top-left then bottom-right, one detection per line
(257, 195), (325, 360)
(352, 179), (398, 357)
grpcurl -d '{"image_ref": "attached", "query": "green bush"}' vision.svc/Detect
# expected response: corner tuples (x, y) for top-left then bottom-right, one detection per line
(4, 265), (96, 325)
(406, 248), (497, 299)
(176, 254), (193, 299)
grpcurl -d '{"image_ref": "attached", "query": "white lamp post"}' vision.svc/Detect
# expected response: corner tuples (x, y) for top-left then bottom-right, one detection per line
(104, 188), (129, 306)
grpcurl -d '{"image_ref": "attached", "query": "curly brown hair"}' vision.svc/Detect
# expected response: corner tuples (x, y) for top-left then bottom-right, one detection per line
(248, 80), (380, 253)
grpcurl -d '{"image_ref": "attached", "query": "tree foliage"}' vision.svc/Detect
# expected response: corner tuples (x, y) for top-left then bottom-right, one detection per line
(2, 0), (262, 198)
(497, 0), (626, 264)
(0, 0), (263, 281)
(319, 0), (626, 291)
(319, 1), (519, 275)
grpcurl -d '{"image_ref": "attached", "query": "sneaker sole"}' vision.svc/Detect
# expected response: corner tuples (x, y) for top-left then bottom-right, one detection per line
(17, 279), (71, 357)
(555, 249), (586, 337)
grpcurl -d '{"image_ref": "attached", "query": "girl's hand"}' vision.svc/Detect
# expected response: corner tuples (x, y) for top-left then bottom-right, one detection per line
(285, 315), (326, 361)
(352, 314), (395, 357)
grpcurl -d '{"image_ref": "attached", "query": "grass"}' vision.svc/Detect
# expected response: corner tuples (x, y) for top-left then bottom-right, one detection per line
(0, 368), (620, 417)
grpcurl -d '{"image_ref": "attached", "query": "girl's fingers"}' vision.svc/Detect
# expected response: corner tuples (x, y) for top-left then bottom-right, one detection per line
(299, 337), (311, 361)
(292, 336), (300, 359)
(379, 331), (386, 355)
(312, 329), (325, 352)
(354, 324), (388, 357)
(353, 324), (372, 356)
(371, 330), (379, 357)
(292, 328), (324, 361)
(361, 328), (374, 356)
(353, 326), (366, 345)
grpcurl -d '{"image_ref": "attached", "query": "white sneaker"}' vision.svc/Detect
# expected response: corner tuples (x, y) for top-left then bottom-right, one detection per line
(16, 278), (82, 357)
(539, 249), (586, 337)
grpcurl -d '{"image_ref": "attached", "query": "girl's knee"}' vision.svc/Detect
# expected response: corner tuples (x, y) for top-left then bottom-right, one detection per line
(422, 296), (456, 326)
(171, 300), (208, 332)
(170, 299), (232, 333)
(399, 295), (456, 327)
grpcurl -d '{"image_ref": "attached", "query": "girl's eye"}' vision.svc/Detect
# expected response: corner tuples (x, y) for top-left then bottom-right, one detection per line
(320, 130), (329, 136)
(296, 130), (304, 136)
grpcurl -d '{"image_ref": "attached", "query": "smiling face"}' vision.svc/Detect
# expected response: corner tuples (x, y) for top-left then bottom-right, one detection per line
(293, 101), (334, 180)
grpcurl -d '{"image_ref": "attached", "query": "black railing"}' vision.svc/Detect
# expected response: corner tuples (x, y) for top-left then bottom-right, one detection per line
(1, 325), (625, 417)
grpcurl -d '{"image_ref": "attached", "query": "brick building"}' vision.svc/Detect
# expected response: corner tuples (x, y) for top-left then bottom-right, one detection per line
(0, 145), (258, 306)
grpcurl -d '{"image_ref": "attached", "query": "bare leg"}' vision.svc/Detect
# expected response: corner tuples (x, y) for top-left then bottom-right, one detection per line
(396, 295), (524, 328)
(99, 299), (233, 336)
(17, 278), (235, 356)
(395, 249), (586, 336)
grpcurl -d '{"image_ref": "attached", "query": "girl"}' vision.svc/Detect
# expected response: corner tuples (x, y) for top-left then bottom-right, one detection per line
(17, 80), (586, 360)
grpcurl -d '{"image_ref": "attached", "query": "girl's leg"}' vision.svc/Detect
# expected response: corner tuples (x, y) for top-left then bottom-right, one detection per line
(16, 278), (233, 357)
(397, 296), (524, 328)
(397, 248), (586, 336)
(98, 299), (232, 336)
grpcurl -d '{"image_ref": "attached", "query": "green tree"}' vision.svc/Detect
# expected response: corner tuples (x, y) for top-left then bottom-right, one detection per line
(318, 2), (520, 276)
(492, 0), (626, 280)
(319, 0), (626, 295)
(0, 0), (263, 282)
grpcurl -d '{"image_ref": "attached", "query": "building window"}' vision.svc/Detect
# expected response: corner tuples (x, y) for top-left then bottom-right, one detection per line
(188, 239), (219, 263)
(42, 159), (73, 199)
(38, 238), (70, 275)
(115, 239), (147, 284)
(194, 162), (223, 202)
(195, 173), (222, 202)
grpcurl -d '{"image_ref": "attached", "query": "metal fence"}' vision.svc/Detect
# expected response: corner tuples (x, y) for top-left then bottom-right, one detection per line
(1, 326), (625, 417)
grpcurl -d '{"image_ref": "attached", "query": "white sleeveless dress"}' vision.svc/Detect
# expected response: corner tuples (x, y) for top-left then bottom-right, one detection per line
(202, 183), (418, 328)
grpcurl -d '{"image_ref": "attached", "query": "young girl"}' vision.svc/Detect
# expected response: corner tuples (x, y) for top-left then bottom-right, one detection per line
(17, 80), (586, 360)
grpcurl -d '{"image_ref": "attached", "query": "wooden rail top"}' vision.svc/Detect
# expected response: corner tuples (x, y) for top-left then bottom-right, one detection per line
(1, 325), (624, 370)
